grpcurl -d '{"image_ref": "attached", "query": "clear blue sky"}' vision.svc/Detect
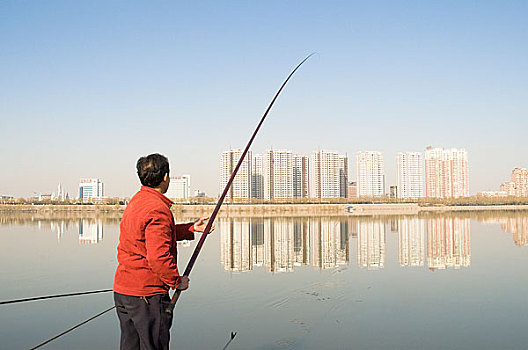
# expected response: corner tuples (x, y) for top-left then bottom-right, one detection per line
(1, 1), (527, 197)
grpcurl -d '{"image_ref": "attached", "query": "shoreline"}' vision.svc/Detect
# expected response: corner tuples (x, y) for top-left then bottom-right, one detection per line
(2, 203), (528, 217)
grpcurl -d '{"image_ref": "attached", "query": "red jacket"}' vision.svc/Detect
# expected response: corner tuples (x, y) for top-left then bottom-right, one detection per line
(113, 186), (195, 296)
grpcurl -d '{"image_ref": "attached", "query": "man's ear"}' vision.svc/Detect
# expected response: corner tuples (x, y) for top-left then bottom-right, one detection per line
(163, 173), (169, 182)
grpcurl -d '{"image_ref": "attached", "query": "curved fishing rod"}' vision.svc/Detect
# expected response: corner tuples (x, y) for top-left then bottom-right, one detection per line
(0, 289), (112, 306)
(166, 53), (315, 313)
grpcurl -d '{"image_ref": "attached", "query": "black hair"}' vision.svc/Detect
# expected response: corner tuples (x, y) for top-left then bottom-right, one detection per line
(136, 153), (170, 188)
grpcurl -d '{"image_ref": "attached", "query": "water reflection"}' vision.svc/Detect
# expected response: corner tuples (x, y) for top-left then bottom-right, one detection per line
(78, 219), (104, 244)
(427, 217), (471, 270)
(220, 216), (477, 273)
(357, 220), (385, 269)
(500, 216), (528, 246)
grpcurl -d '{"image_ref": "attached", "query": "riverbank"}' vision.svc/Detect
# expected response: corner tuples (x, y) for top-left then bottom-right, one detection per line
(2, 203), (528, 217)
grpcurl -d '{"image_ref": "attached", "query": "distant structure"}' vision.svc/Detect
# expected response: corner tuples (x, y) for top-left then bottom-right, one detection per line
(53, 183), (68, 201)
(397, 152), (424, 198)
(293, 154), (309, 198)
(309, 150), (348, 199)
(166, 175), (191, 200)
(79, 178), (104, 200)
(389, 185), (398, 198)
(220, 149), (251, 200)
(263, 149), (293, 200)
(251, 154), (264, 199)
(424, 147), (468, 198)
(193, 189), (206, 197)
(510, 167), (528, 197)
(347, 181), (357, 200)
(500, 181), (516, 196)
(356, 151), (385, 197)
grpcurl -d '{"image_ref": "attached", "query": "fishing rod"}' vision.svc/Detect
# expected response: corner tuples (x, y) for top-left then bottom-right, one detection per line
(166, 53), (315, 313)
(0, 289), (112, 306)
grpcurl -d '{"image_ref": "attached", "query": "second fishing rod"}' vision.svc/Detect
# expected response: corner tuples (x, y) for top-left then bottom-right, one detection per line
(166, 53), (315, 313)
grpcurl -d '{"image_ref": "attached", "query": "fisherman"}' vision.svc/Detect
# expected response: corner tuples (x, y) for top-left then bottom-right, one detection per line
(113, 153), (213, 350)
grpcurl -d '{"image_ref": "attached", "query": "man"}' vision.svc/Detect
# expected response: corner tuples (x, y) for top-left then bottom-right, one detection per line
(113, 153), (213, 350)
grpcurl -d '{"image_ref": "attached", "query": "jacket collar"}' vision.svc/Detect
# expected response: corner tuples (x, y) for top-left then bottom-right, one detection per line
(140, 186), (174, 207)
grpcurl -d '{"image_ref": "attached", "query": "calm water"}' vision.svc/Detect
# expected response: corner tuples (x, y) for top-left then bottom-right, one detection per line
(1, 212), (527, 349)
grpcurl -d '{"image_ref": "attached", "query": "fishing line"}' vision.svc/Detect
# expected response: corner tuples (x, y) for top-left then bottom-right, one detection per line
(30, 305), (115, 350)
(0, 289), (112, 306)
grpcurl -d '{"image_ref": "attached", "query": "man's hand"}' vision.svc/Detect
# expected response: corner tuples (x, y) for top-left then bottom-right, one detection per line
(177, 276), (189, 291)
(193, 217), (215, 233)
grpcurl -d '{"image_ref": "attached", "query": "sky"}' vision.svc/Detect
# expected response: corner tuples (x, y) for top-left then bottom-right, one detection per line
(1, 1), (527, 198)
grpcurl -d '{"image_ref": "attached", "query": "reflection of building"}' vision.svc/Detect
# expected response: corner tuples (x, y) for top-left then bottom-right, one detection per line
(398, 218), (425, 267)
(78, 219), (103, 244)
(166, 175), (190, 200)
(220, 218), (252, 272)
(50, 220), (68, 242)
(311, 218), (349, 269)
(357, 151), (384, 197)
(425, 147), (468, 198)
(427, 217), (470, 270)
(357, 220), (385, 269)
(501, 216), (528, 246)
(221, 217), (352, 273)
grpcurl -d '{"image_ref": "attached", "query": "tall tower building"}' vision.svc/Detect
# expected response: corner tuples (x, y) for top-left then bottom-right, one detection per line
(356, 151), (385, 197)
(339, 155), (349, 198)
(511, 167), (528, 197)
(309, 150), (346, 198)
(220, 149), (251, 200)
(264, 150), (293, 200)
(79, 178), (104, 200)
(293, 154), (309, 198)
(397, 152), (424, 198)
(251, 154), (264, 199)
(425, 147), (469, 198)
(166, 175), (191, 200)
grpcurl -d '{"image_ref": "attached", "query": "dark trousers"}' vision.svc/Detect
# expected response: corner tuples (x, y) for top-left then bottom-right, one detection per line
(114, 292), (174, 350)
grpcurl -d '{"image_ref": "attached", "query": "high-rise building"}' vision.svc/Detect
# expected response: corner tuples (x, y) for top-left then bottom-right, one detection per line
(511, 167), (528, 197)
(53, 183), (67, 201)
(356, 151), (385, 197)
(251, 154), (264, 199)
(220, 149), (251, 200)
(347, 181), (357, 200)
(397, 152), (424, 198)
(293, 154), (309, 198)
(166, 175), (191, 200)
(79, 178), (104, 200)
(309, 150), (347, 198)
(500, 181), (516, 196)
(264, 150), (293, 200)
(339, 155), (349, 198)
(425, 147), (469, 198)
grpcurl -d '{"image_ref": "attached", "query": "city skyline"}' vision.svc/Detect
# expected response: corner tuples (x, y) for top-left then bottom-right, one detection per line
(12, 147), (528, 200)
(1, 2), (527, 198)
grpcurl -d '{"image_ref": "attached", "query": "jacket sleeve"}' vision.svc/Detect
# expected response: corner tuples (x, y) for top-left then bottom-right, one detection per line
(175, 223), (195, 241)
(144, 209), (180, 289)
